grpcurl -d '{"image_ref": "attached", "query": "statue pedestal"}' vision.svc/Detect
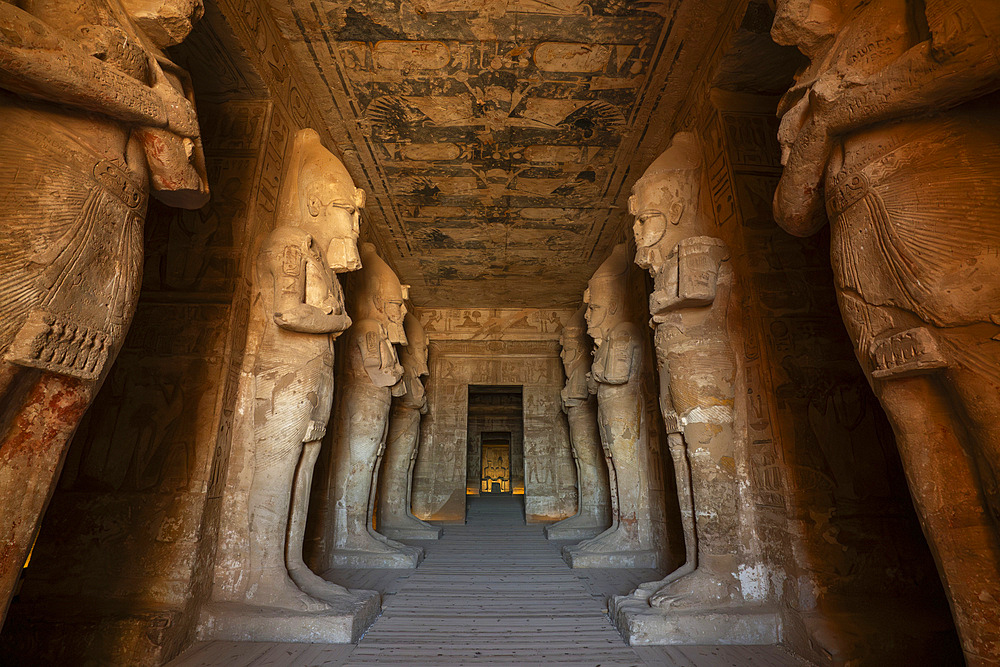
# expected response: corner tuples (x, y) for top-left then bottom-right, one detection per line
(610, 594), (780, 645)
(197, 590), (380, 643)
(380, 524), (442, 540)
(327, 545), (423, 569)
(561, 545), (659, 569)
(545, 515), (607, 541)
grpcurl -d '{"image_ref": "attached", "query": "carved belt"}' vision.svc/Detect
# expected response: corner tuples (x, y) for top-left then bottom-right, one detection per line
(828, 172), (870, 217)
(870, 327), (949, 379)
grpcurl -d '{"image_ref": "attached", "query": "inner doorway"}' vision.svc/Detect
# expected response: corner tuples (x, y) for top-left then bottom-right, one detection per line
(466, 385), (524, 496)
(480, 432), (511, 494)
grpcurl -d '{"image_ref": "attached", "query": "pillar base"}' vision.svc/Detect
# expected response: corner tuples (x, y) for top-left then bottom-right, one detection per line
(197, 591), (380, 644)
(380, 525), (442, 540)
(328, 544), (423, 569)
(562, 546), (659, 569)
(545, 522), (606, 541)
(610, 594), (780, 645)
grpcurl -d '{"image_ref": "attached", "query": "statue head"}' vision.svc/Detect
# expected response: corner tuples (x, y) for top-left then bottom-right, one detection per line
(585, 244), (629, 346)
(399, 312), (429, 377)
(354, 243), (408, 344)
(771, 0), (842, 57)
(279, 129), (366, 273)
(559, 304), (589, 372)
(121, 0), (204, 48)
(629, 132), (702, 274)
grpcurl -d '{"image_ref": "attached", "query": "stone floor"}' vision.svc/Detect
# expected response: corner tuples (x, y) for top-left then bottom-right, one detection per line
(169, 496), (810, 666)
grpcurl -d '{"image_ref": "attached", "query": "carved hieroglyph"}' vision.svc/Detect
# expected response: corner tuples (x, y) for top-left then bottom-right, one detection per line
(545, 305), (611, 541)
(563, 244), (661, 569)
(198, 129), (379, 643)
(376, 313), (442, 540)
(771, 2), (1000, 663)
(323, 243), (423, 569)
(611, 132), (778, 644)
(0, 0), (209, 624)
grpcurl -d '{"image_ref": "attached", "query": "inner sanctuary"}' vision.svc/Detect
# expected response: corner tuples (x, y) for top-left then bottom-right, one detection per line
(2, 0), (999, 665)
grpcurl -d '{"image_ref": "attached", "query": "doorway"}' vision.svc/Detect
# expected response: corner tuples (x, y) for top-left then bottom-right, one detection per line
(480, 432), (511, 494)
(466, 385), (524, 496)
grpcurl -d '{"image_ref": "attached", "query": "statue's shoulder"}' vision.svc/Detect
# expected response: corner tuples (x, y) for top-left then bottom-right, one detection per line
(609, 320), (640, 341)
(344, 317), (381, 342)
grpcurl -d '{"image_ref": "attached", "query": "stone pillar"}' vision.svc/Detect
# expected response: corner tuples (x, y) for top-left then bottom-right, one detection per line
(0, 0), (208, 626)
(563, 245), (662, 569)
(319, 243), (422, 569)
(770, 3), (1000, 663)
(377, 313), (441, 540)
(546, 305), (611, 540)
(198, 129), (379, 643)
(611, 131), (778, 644)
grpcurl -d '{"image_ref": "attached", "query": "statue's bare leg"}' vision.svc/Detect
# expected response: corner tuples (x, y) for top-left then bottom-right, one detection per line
(287, 439), (350, 603)
(248, 387), (330, 612)
(0, 370), (90, 625)
(877, 374), (1000, 666)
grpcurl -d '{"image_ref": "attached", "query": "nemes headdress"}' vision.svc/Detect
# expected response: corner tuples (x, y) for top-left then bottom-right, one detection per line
(587, 243), (630, 314)
(628, 131), (702, 221)
(560, 304), (588, 346)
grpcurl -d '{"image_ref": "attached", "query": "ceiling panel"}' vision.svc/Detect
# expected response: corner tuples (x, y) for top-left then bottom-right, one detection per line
(269, 0), (742, 307)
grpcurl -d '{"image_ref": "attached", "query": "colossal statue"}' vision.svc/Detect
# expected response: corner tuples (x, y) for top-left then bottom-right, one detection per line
(0, 0), (208, 624)
(611, 132), (776, 643)
(376, 313), (442, 540)
(545, 305), (611, 541)
(771, 1), (1000, 662)
(324, 243), (423, 568)
(563, 244), (662, 569)
(246, 128), (368, 610)
(199, 129), (379, 642)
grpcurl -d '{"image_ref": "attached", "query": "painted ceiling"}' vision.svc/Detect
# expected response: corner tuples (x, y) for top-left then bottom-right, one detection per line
(270, 0), (747, 307)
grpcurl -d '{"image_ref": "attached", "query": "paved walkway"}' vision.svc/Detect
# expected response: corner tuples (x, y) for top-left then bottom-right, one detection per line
(170, 496), (807, 666)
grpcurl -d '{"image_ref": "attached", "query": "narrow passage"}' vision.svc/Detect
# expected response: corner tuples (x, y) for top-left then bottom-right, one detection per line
(170, 497), (806, 666)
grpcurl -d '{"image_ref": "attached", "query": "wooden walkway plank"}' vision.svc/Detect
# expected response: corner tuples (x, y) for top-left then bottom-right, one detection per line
(167, 496), (812, 666)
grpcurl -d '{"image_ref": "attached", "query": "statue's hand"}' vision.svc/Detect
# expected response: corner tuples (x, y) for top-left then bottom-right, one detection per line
(774, 105), (832, 237)
(150, 59), (199, 138)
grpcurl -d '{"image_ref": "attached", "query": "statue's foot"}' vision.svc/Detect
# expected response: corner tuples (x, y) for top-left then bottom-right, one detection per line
(569, 526), (637, 554)
(343, 532), (410, 555)
(288, 566), (352, 605)
(648, 567), (739, 610)
(571, 524), (618, 550)
(248, 575), (332, 613)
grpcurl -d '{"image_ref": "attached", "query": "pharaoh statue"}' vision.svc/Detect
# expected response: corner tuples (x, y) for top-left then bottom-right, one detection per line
(199, 129), (379, 641)
(771, 1), (1000, 662)
(376, 312), (442, 540)
(612, 132), (777, 641)
(545, 305), (611, 541)
(563, 244), (661, 569)
(323, 243), (423, 568)
(0, 0), (209, 623)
